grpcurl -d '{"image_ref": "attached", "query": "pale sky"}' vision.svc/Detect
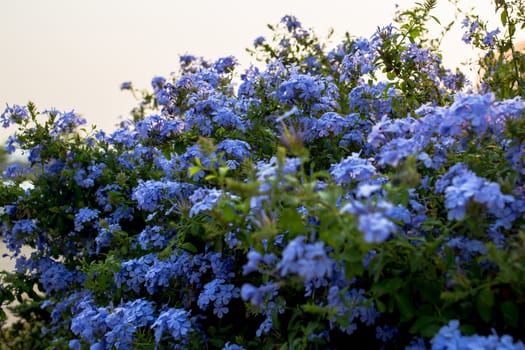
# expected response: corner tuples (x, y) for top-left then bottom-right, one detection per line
(0, 0), (499, 139)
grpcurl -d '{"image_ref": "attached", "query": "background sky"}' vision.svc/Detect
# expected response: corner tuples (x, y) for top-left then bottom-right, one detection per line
(0, 0), (500, 139)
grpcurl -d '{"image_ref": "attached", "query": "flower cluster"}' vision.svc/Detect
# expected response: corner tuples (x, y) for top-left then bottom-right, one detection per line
(2, 5), (525, 350)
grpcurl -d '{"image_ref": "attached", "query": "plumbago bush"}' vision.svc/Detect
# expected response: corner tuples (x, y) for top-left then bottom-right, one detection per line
(2, 1), (525, 349)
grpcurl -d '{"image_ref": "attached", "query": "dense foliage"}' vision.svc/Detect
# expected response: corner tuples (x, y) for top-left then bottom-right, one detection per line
(2, 1), (525, 349)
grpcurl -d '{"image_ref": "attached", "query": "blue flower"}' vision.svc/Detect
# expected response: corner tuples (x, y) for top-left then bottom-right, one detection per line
(38, 258), (85, 294)
(358, 212), (396, 243)
(327, 286), (380, 334)
(74, 162), (106, 188)
(278, 73), (323, 104)
(70, 295), (110, 344)
(277, 236), (334, 281)
(132, 179), (195, 212)
(253, 36), (265, 46)
(115, 253), (156, 293)
(314, 112), (349, 137)
(95, 223), (120, 253)
(197, 278), (240, 318)
(376, 325), (398, 343)
(330, 153), (376, 185)
(482, 28), (500, 47)
(0, 104), (29, 128)
(144, 258), (177, 294)
(95, 184), (122, 212)
(281, 15), (302, 32)
(179, 54), (197, 67)
(241, 282), (279, 307)
(430, 320), (525, 350)
(120, 81), (132, 90)
(189, 188), (224, 217)
(137, 225), (170, 250)
(74, 208), (100, 232)
(444, 167), (514, 221)
(212, 107), (245, 131)
(349, 82), (396, 116)
(68, 339), (81, 350)
(151, 76), (166, 90)
(223, 342), (246, 350)
(151, 308), (192, 344)
(214, 56), (237, 74)
(48, 109), (86, 137)
(104, 299), (155, 349)
(217, 139), (252, 160)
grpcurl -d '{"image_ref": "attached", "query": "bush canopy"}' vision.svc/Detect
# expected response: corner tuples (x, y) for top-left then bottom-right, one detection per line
(2, 1), (525, 349)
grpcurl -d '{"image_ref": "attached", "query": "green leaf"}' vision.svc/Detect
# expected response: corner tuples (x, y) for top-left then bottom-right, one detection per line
(181, 242), (198, 254)
(440, 290), (471, 302)
(409, 315), (444, 337)
(409, 28), (421, 40)
(220, 203), (237, 222)
(278, 207), (304, 235)
(189, 166), (202, 177)
(396, 291), (416, 322)
(476, 287), (494, 323)
(371, 277), (403, 298)
(386, 71), (397, 80)
(500, 301), (519, 328)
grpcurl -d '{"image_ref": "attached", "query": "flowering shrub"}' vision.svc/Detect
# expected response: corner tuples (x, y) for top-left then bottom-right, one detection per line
(2, 1), (525, 349)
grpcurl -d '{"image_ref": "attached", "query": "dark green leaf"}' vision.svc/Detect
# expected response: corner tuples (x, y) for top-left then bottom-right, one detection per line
(476, 287), (494, 323)
(371, 277), (403, 298)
